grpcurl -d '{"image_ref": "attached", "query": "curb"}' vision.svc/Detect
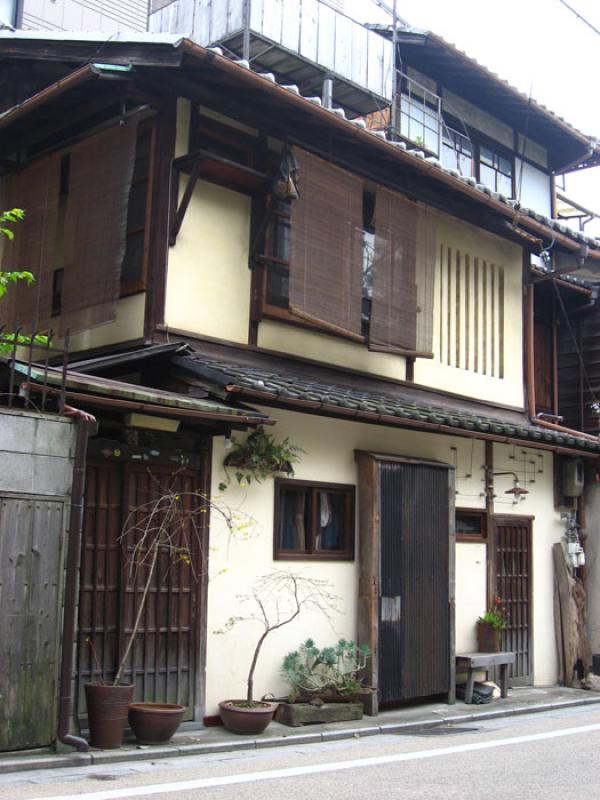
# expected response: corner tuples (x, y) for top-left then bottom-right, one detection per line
(2, 695), (600, 776)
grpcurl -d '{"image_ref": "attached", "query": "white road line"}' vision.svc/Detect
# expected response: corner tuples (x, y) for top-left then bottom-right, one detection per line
(30, 722), (600, 800)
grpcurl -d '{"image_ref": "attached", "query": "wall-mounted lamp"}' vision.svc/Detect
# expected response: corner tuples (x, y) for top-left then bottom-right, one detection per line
(486, 470), (530, 500)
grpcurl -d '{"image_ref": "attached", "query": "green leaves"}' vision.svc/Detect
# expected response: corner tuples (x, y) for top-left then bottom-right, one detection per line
(221, 427), (305, 490)
(281, 638), (372, 701)
(0, 208), (25, 241)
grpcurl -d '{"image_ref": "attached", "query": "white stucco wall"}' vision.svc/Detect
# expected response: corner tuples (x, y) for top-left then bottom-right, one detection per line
(202, 409), (560, 715)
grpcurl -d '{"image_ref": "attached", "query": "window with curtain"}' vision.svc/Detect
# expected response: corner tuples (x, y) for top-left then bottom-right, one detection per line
(274, 479), (355, 560)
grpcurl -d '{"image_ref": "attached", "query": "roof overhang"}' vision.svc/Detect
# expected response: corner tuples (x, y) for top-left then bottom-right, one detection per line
(0, 32), (598, 260)
(369, 26), (600, 173)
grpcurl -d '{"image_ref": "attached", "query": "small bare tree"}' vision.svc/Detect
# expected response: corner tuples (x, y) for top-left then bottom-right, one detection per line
(216, 571), (341, 705)
(87, 470), (257, 687)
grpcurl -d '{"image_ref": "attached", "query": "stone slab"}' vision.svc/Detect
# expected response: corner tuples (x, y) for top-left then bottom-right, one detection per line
(276, 703), (363, 728)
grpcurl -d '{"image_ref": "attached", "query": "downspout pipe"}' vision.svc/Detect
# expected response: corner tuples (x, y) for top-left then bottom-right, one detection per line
(57, 406), (98, 752)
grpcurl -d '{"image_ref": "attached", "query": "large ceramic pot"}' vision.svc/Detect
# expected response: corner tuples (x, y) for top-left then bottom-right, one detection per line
(218, 700), (278, 735)
(477, 623), (502, 652)
(128, 703), (186, 745)
(85, 683), (134, 749)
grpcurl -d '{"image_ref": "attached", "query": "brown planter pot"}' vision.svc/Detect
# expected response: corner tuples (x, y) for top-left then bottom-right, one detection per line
(218, 700), (278, 735)
(128, 703), (186, 745)
(85, 683), (134, 749)
(477, 623), (502, 652)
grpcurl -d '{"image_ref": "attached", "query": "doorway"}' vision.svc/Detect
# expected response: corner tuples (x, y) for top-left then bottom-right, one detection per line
(74, 458), (207, 726)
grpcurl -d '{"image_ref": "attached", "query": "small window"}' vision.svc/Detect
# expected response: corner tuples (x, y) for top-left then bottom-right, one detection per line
(274, 479), (355, 560)
(477, 145), (513, 196)
(455, 509), (487, 541)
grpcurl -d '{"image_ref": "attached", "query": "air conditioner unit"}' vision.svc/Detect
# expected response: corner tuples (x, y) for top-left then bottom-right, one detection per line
(562, 458), (584, 498)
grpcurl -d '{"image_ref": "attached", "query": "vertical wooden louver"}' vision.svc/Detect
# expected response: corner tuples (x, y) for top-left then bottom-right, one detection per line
(370, 187), (437, 354)
(288, 147), (364, 339)
(60, 123), (137, 333)
(494, 516), (532, 684)
(0, 155), (60, 332)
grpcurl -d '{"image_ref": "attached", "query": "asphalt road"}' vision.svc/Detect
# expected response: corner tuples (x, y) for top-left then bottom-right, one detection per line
(3, 704), (600, 800)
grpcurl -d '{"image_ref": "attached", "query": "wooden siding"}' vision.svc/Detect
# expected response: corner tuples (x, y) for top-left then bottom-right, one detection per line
(557, 305), (600, 434)
(0, 496), (66, 751)
(22, 0), (148, 32)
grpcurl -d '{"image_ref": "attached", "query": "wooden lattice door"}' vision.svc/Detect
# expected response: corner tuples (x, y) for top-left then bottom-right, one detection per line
(76, 460), (205, 725)
(493, 516), (532, 685)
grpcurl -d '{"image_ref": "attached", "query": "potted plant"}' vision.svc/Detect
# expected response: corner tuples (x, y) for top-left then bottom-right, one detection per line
(85, 478), (253, 748)
(276, 639), (373, 726)
(218, 427), (304, 491)
(476, 596), (506, 652)
(217, 571), (340, 735)
(281, 638), (372, 703)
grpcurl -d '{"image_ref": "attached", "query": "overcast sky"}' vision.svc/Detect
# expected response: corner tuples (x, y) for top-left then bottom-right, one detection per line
(345, 0), (600, 233)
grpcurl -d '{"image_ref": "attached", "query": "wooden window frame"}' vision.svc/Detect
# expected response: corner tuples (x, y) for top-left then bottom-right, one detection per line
(273, 478), (355, 561)
(455, 508), (487, 543)
(473, 135), (514, 198)
(120, 117), (157, 298)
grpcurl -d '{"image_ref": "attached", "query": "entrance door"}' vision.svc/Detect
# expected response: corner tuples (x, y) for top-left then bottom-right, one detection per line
(493, 516), (533, 684)
(75, 460), (206, 725)
(378, 460), (451, 705)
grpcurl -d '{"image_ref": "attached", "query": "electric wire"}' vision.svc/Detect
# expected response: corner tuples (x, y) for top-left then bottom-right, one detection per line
(558, 0), (600, 37)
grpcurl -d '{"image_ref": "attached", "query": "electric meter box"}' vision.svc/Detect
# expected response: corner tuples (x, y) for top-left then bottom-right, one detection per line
(561, 458), (584, 498)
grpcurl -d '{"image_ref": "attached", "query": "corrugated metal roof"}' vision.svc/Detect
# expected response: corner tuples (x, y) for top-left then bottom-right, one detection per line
(9, 360), (270, 423)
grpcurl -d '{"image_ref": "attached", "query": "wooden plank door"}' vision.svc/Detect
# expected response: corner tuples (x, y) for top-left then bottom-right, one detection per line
(76, 461), (204, 725)
(493, 516), (533, 685)
(378, 461), (451, 704)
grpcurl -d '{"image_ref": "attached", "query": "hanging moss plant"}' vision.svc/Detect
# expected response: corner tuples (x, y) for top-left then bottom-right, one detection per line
(218, 427), (304, 491)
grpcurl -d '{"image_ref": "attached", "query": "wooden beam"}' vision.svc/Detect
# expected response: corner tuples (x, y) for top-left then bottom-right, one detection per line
(169, 156), (204, 246)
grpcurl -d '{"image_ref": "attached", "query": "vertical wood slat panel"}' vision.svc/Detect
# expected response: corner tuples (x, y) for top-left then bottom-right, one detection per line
(0, 496), (66, 751)
(494, 517), (532, 684)
(379, 462), (450, 704)
(76, 461), (203, 724)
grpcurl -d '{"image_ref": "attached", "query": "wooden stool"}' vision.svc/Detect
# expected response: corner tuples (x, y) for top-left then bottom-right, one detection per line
(456, 652), (516, 704)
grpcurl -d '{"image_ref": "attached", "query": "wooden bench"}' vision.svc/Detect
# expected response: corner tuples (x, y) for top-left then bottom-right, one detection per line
(456, 652), (516, 704)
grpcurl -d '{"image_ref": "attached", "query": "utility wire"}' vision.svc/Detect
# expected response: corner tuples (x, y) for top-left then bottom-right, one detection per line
(558, 0), (600, 37)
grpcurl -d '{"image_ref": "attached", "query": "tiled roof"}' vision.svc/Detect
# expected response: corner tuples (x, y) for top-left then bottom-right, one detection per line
(176, 354), (600, 454)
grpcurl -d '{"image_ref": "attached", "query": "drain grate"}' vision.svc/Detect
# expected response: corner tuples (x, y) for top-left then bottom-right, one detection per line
(397, 725), (480, 737)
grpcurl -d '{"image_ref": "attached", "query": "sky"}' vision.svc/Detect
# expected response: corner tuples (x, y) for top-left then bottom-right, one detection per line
(345, 0), (600, 234)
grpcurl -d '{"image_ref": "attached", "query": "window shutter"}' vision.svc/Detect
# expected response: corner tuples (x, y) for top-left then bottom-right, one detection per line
(0, 155), (60, 333)
(288, 147), (363, 340)
(370, 187), (437, 355)
(60, 121), (137, 333)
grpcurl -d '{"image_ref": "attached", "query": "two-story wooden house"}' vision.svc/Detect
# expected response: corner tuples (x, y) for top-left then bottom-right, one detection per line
(1, 7), (600, 740)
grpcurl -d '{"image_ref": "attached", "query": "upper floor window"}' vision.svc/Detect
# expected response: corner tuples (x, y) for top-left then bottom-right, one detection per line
(0, 0), (18, 26)
(259, 147), (438, 357)
(441, 127), (473, 177)
(397, 74), (441, 155)
(478, 145), (513, 196)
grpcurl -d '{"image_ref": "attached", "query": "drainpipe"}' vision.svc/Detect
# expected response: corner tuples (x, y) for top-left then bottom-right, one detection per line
(57, 406), (98, 752)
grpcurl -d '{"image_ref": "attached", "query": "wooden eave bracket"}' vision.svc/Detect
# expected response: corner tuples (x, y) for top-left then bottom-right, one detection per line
(169, 156), (204, 246)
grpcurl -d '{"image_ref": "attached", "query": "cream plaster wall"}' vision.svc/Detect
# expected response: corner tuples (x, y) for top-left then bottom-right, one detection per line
(414, 215), (524, 407)
(491, 443), (562, 686)
(258, 321), (407, 381)
(203, 413), (561, 714)
(165, 178), (252, 343)
(64, 293), (145, 353)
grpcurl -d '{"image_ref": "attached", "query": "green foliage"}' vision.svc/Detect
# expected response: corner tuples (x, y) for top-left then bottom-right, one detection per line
(281, 638), (371, 702)
(0, 209), (34, 301)
(218, 426), (304, 491)
(0, 208), (49, 355)
(477, 596), (506, 630)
